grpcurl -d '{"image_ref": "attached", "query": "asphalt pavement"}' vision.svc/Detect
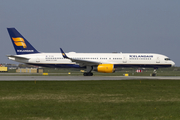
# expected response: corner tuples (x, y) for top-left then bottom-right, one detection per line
(0, 76), (180, 81)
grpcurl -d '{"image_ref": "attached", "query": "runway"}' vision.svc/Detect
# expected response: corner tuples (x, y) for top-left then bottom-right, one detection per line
(0, 76), (180, 81)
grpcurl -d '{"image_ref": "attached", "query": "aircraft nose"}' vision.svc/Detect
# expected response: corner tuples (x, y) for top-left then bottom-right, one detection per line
(171, 61), (175, 67)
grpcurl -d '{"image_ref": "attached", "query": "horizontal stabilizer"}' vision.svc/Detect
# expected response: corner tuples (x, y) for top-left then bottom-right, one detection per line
(7, 55), (30, 60)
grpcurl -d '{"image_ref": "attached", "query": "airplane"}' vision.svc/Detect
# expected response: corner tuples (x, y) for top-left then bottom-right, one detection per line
(7, 28), (175, 76)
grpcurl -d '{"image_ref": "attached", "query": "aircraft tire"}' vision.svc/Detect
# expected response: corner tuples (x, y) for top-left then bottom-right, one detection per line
(83, 72), (93, 76)
(152, 73), (156, 76)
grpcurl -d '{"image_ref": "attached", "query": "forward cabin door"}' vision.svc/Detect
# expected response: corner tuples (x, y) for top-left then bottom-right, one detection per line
(36, 58), (40, 63)
(123, 55), (127, 63)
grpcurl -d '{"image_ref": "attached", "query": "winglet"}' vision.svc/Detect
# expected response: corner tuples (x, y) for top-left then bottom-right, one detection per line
(60, 48), (69, 58)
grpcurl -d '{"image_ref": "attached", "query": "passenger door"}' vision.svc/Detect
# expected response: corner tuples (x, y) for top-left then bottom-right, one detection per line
(156, 57), (160, 63)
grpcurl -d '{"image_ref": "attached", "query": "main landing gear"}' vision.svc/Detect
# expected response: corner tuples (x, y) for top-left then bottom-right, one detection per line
(83, 66), (93, 76)
(83, 72), (93, 76)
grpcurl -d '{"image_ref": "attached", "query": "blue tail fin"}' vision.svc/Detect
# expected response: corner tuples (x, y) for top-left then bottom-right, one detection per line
(7, 28), (39, 55)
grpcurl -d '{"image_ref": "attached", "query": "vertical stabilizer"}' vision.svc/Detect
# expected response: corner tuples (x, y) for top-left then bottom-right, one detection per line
(7, 28), (39, 55)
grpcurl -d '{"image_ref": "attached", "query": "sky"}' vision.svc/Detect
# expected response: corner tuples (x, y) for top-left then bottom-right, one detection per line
(1, 0), (180, 66)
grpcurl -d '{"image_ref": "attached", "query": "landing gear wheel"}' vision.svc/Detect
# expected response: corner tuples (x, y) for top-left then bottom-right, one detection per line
(83, 72), (93, 76)
(152, 73), (156, 76)
(83, 73), (87, 76)
(89, 72), (93, 76)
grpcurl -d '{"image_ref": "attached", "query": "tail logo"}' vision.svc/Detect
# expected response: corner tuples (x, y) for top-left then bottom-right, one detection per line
(12, 37), (27, 48)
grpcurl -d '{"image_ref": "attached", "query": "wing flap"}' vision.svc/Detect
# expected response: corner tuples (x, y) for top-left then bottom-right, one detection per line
(71, 59), (100, 66)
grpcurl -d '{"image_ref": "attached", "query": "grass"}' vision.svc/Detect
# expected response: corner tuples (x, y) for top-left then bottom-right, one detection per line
(0, 80), (180, 120)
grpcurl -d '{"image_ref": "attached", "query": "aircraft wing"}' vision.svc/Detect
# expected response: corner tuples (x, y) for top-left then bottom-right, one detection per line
(60, 48), (100, 66)
(70, 59), (100, 66)
(7, 55), (30, 60)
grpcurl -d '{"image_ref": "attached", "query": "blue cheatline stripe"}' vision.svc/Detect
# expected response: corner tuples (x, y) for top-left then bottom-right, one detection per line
(27, 63), (172, 68)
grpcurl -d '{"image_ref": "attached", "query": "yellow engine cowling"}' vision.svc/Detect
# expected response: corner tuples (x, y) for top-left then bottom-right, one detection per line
(97, 64), (115, 73)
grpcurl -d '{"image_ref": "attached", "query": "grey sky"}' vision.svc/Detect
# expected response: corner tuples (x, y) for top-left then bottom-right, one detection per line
(1, 0), (180, 66)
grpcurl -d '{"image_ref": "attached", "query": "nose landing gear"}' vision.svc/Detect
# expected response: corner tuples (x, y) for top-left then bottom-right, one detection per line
(152, 68), (157, 76)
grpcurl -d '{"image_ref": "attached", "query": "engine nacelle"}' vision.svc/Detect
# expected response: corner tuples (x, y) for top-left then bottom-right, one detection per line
(94, 64), (115, 73)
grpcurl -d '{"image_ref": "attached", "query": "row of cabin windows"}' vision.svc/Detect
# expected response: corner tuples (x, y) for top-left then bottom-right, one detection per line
(45, 57), (122, 60)
(46, 57), (62, 59)
(45, 57), (156, 60)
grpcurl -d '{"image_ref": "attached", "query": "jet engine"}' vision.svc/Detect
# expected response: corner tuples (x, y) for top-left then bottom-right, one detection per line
(94, 64), (115, 73)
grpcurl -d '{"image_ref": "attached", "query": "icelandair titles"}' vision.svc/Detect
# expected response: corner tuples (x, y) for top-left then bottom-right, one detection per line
(129, 55), (153, 58)
(17, 50), (34, 52)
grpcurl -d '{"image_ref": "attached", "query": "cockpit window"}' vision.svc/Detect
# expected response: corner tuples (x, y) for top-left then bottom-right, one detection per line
(165, 58), (171, 61)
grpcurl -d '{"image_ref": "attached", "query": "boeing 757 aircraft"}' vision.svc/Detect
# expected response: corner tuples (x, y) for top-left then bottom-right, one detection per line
(7, 28), (175, 76)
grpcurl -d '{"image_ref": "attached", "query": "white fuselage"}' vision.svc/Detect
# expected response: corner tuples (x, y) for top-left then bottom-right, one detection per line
(8, 52), (175, 68)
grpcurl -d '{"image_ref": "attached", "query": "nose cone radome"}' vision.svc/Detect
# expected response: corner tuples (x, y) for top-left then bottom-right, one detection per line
(171, 61), (175, 67)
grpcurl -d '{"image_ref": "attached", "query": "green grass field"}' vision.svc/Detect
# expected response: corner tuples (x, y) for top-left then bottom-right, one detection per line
(0, 80), (180, 120)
